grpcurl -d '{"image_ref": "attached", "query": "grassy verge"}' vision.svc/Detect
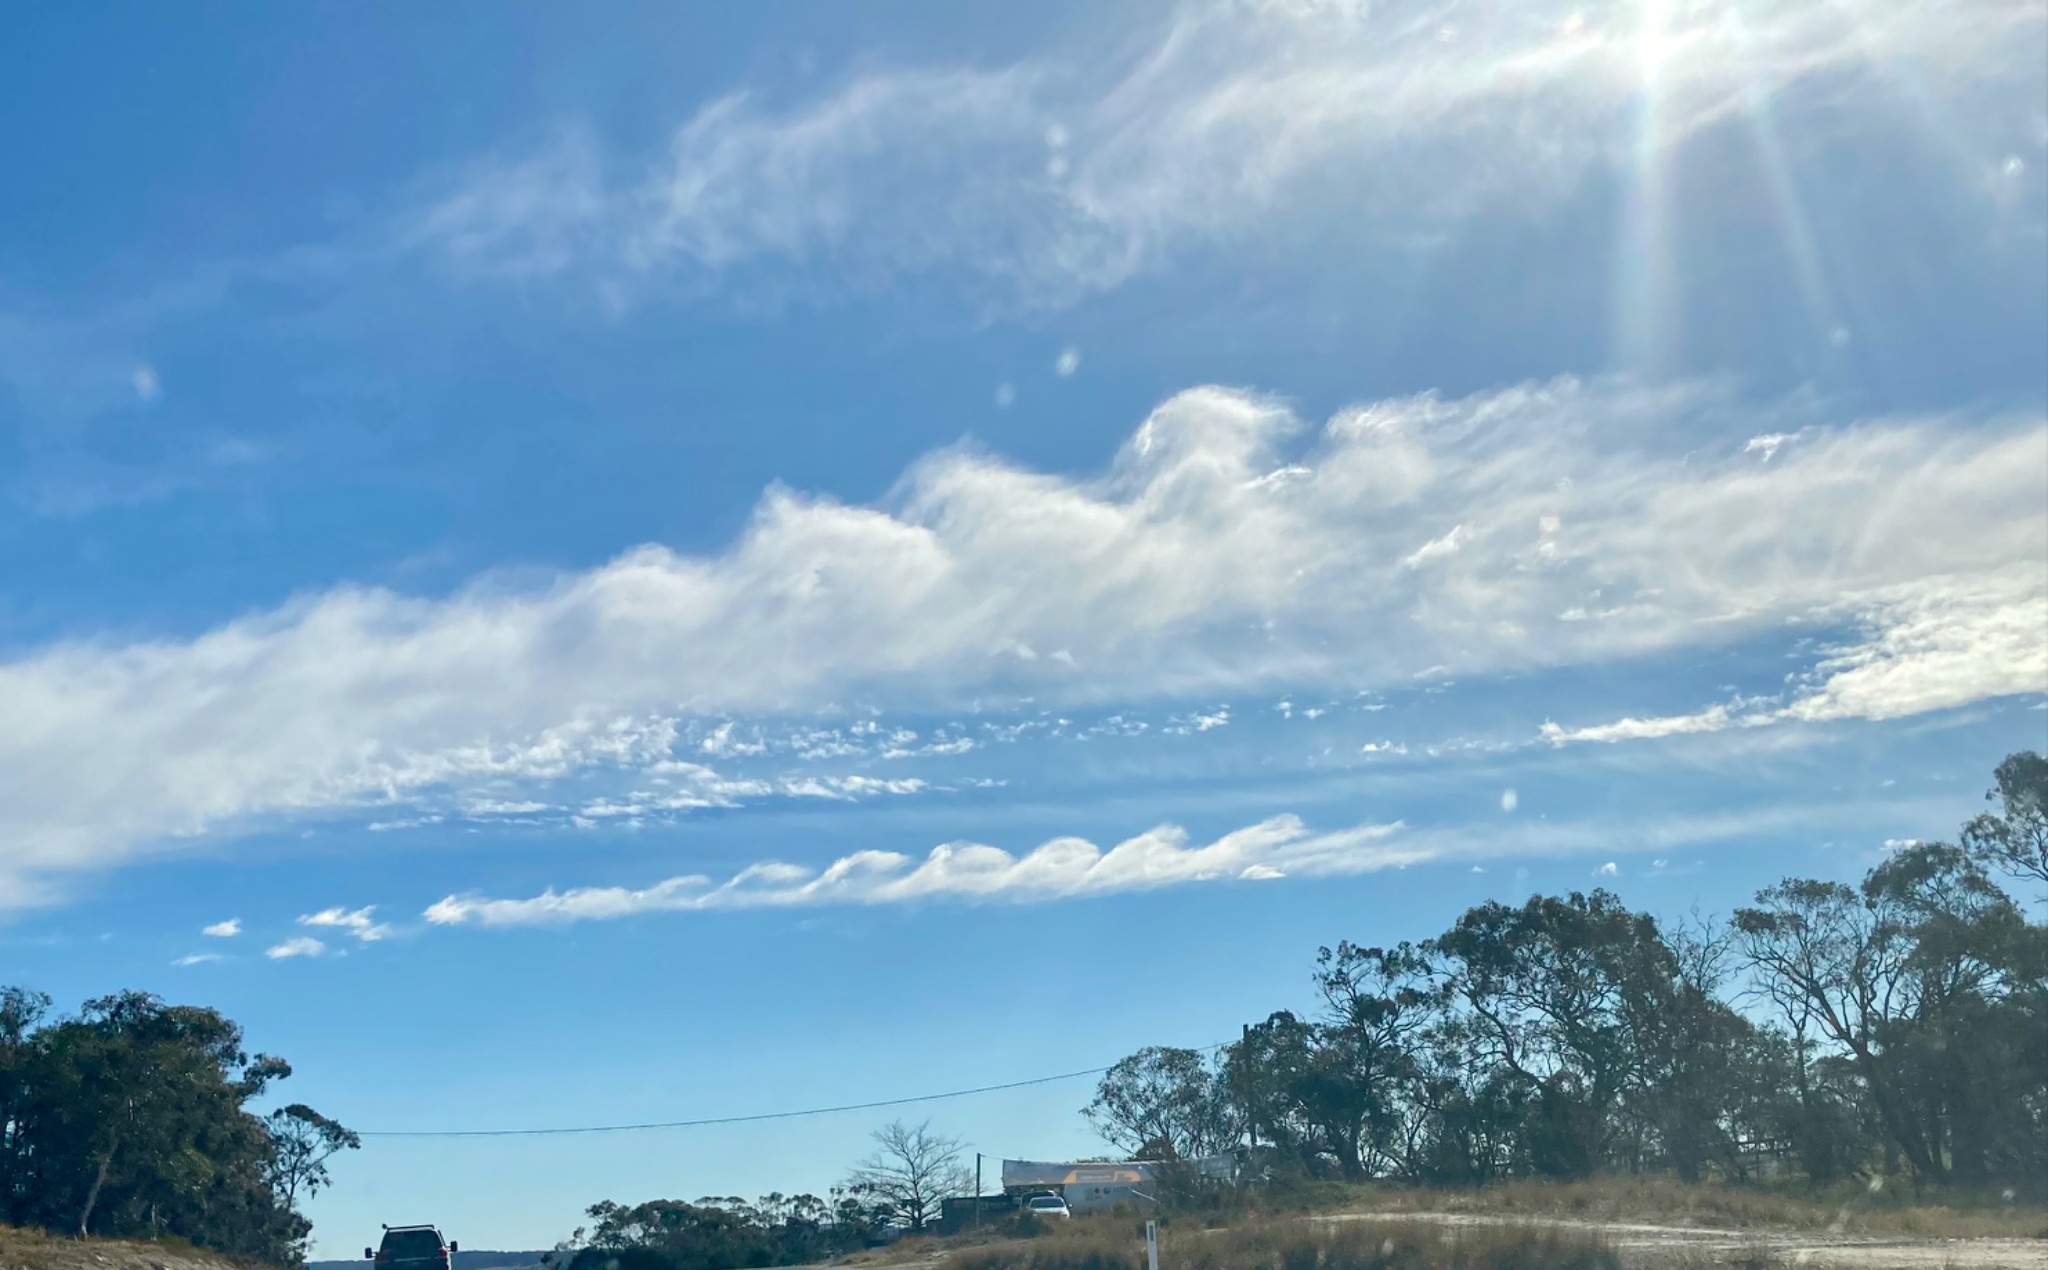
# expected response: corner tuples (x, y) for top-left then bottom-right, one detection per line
(0, 1226), (262, 1270)
(1341, 1176), (2048, 1239)
(943, 1216), (1620, 1270)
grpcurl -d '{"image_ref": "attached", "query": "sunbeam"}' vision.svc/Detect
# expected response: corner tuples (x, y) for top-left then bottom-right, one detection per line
(1610, 0), (1681, 374)
(1726, 10), (1853, 358)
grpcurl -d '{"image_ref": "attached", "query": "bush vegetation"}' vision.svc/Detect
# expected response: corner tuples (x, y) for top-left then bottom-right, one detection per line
(543, 1190), (904, 1270)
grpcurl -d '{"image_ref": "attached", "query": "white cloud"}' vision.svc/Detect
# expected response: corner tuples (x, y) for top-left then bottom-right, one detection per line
(0, 379), (2040, 899)
(132, 364), (160, 403)
(265, 936), (327, 960)
(1744, 433), (1792, 461)
(1165, 706), (1231, 735)
(1401, 524), (1471, 570)
(1055, 347), (1081, 378)
(420, 793), (1917, 930)
(299, 905), (392, 942)
(698, 720), (766, 757)
(462, 798), (554, 817)
(425, 814), (1415, 926)
(1500, 789), (1519, 812)
(201, 918), (241, 938)
(173, 952), (222, 967)
(1779, 584), (2048, 724)
(778, 775), (928, 801)
(1545, 572), (2048, 743)
(405, 0), (2043, 305)
(1544, 704), (1739, 744)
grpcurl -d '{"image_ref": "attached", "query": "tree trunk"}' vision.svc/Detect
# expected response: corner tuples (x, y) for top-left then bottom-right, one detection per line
(78, 1148), (113, 1237)
(1852, 1044), (1946, 1183)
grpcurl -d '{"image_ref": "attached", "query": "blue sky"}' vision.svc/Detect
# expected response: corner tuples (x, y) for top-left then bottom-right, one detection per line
(2, 0), (2045, 1252)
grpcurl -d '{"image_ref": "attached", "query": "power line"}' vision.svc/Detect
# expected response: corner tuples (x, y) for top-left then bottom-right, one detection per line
(358, 1042), (1229, 1139)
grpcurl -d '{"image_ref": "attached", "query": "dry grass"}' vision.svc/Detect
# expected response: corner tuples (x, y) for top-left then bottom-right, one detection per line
(1342, 1177), (2048, 1240)
(0, 1226), (258, 1270)
(1635, 1253), (1787, 1270)
(835, 1237), (946, 1266)
(943, 1216), (1620, 1270)
(906, 1179), (2048, 1270)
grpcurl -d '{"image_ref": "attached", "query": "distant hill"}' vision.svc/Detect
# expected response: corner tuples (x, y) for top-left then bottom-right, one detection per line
(313, 1252), (550, 1270)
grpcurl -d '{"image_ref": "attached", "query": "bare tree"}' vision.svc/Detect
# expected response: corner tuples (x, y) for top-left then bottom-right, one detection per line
(843, 1120), (970, 1233)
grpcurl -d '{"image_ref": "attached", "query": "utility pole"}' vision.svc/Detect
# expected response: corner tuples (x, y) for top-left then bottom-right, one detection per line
(975, 1153), (983, 1230)
(1242, 1023), (1257, 1154)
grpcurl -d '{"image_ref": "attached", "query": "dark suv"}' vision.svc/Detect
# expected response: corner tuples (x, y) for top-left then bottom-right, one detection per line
(367, 1225), (458, 1270)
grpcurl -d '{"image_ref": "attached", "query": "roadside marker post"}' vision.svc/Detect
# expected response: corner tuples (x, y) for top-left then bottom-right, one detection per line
(1145, 1220), (1159, 1270)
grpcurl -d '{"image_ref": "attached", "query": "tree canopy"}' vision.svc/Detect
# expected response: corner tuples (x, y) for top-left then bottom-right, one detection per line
(1092, 751), (2048, 1196)
(0, 988), (353, 1263)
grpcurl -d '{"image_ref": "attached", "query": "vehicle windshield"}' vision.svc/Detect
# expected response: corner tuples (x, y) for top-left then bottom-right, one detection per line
(1028, 1198), (1063, 1209)
(381, 1232), (444, 1258)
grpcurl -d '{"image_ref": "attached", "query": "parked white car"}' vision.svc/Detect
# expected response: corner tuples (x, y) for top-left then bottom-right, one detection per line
(1023, 1193), (1072, 1220)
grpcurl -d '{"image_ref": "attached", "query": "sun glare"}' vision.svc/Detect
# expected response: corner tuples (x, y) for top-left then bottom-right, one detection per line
(1630, 0), (1679, 78)
(1610, 0), (1680, 373)
(1636, 26), (1677, 76)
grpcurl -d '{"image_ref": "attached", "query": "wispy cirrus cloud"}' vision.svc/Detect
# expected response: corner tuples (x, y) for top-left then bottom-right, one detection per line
(406, 0), (2045, 305)
(201, 918), (242, 938)
(1545, 578), (2048, 743)
(423, 814), (1414, 927)
(0, 378), (2040, 903)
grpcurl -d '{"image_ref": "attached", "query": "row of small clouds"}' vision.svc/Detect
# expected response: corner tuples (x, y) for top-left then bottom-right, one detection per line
(423, 815), (1414, 928)
(173, 816), (1419, 945)
(181, 906), (390, 961)
(187, 791), (1928, 945)
(3, 378), (2041, 904)
(406, 0), (2043, 308)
